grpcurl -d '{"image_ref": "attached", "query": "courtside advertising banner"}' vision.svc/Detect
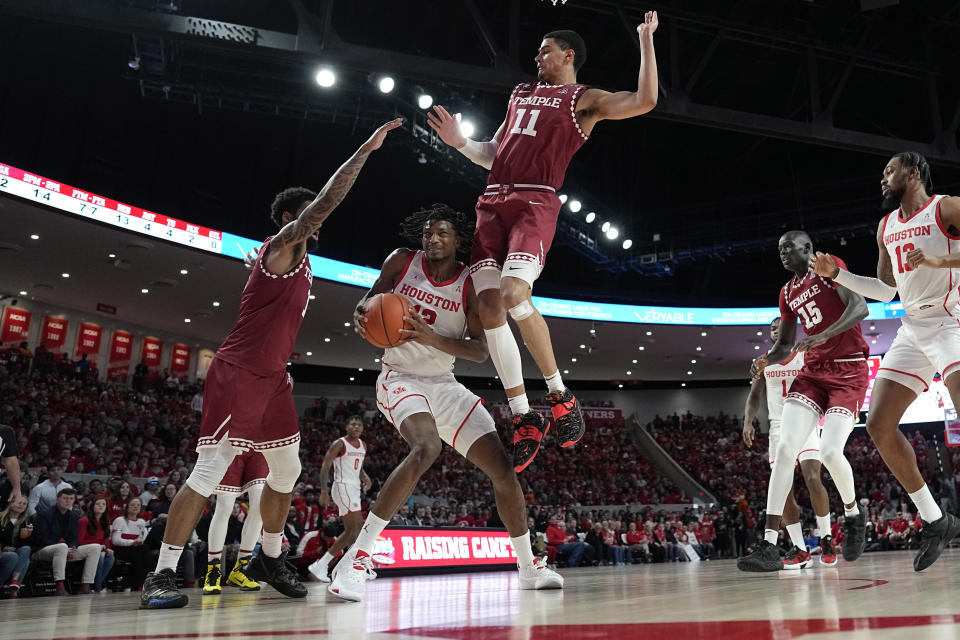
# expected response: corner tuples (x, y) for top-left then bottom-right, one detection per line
(170, 343), (191, 374)
(1, 306), (31, 344)
(368, 528), (516, 569)
(41, 315), (68, 351)
(142, 336), (162, 368)
(75, 322), (102, 359)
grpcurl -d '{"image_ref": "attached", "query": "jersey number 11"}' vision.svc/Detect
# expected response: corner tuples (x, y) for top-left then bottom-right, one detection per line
(510, 109), (541, 137)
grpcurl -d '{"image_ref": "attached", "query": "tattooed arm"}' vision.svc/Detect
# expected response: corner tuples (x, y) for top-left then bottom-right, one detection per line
(264, 118), (403, 275)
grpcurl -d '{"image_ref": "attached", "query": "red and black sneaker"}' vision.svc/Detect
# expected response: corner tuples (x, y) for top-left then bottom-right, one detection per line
(512, 411), (550, 473)
(819, 535), (838, 567)
(546, 388), (585, 448)
(782, 545), (811, 570)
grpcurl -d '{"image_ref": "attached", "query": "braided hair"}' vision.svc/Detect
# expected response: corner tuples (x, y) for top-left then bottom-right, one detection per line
(399, 203), (475, 258)
(893, 151), (933, 192)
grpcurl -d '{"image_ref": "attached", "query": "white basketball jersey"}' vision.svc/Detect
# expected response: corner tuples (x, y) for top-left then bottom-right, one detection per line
(382, 251), (470, 377)
(764, 351), (804, 422)
(332, 437), (365, 487)
(882, 195), (958, 317)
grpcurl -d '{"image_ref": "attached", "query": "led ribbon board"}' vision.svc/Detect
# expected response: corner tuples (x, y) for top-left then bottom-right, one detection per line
(1, 161), (906, 325)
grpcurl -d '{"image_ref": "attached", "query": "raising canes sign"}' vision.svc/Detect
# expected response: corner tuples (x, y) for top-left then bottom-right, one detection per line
(41, 316), (68, 350)
(366, 528), (516, 570)
(141, 336), (162, 367)
(170, 343), (191, 374)
(1, 307), (31, 344)
(75, 322), (102, 358)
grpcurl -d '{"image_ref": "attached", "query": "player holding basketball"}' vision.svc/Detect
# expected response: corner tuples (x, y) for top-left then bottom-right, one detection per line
(743, 318), (836, 569)
(427, 13), (659, 472)
(329, 204), (563, 602)
(139, 118), (402, 609)
(307, 416), (372, 582)
(739, 231), (869, 572)
(201, 450), (266, 595)
(811, 152), (960, 571)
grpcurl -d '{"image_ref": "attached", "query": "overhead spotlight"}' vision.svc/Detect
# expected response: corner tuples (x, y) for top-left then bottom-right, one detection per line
(417, 152), (427, 165)
(18, 290), (27, 296)
(754, 345), (760, 350)
(681, 383), (686, 387)
(212, 301), (220, 307)
(622, 239), (633, 250)
(585, 212), (596, 223)
(632, 359), (637, 364)
(691, 359), (697, 364)
(344, 322), (351, 327)
(127, 56), (141, 71)
(579, 344), (585, 349)
(180, 268), (189, 275)
(309, 294), (316, 300)
(756, 331), (762, 336)
(687, 371), (692, 375)
(30, 234), (39, 240)
(315, 67), (336, 88)
(377, 76), (395, 93)
(141, 288), (149, 294)
(417, 93), (434, 109)
(638, 346), (645, 351)
(453, 113), (475, 138)
(696, 346), (702, 351)
(571, 357), (577, 362)
(184, 318), (191, 323)
(61, 273), (70, 278)
(700, 331), (707, 337)
(349, 377), (355, 381)
(108, 253), (116, 259)
(558, 194), (568, 204)
(324, 337), (331, 343)
(646, 331), (652, 336)
(618, 384), (624, 389)
(606, 227), (619, 240)
(626, 371), (632, 375)
(306, 351), (313, 356)
(568, 199), (582, 213)
(601, 221), (611, 233)
(869, 324), (876, 331)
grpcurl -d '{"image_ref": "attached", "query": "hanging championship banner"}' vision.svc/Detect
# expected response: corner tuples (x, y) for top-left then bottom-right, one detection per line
(170, 343), (191, 375)
(141, 336), (163, 368)
(75, 322), (102, 359)
(41, 316), (68, 351)
(1, 307), (31, 344)
(107, 330), (133, 380)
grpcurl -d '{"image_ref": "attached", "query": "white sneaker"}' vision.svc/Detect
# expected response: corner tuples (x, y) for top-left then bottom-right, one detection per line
(518, 557), (564, 590)
(328, 552), (370, 602)
(307, 560), (331, 583)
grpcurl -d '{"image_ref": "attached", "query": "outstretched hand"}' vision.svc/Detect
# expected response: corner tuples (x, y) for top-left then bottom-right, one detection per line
(906, 247), (945, 269)
(810, 251), (839, 278)
(750, 357), (767, 380)
(361, 118), (404, 152)
(637, 11), (659, 38)
(426, 105), (468, 149)
(793, 334), (828, 353)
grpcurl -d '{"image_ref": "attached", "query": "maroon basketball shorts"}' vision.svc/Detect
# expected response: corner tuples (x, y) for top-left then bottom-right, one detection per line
(215, 449), (269, 494)
(787, 358), (869, 420)
(470, 187), (562, 292)
(196, 357), (300, 453)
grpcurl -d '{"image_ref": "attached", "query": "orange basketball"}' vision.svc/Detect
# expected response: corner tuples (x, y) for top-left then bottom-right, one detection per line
(362, 293), (414, 349)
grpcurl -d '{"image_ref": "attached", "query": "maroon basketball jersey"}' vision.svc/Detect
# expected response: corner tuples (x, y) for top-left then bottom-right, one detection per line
(778, 255), (869, 364)
(216, 238), (313, 376)
(488, 82), (589, 190)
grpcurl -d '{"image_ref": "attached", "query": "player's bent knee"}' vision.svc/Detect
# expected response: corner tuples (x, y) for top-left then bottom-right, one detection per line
(262, 445), (302, 494)
(409, 439), (442, 469)
(471, 268), (502, 295)
(507, 300), (535, 321)
(186, 445), (235, 497)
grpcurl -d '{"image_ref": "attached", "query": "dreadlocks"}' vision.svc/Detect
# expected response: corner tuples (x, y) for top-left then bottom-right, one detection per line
(399, 203), (475, 257)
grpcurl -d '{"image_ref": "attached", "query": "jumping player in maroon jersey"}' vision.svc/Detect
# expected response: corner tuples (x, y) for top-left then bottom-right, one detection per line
(738, 230), (869, 572)
(139, 118), (402, 609)
(427, 13), (660, 472)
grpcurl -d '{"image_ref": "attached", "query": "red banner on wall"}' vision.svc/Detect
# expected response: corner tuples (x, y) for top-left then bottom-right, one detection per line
(106, 330), (133, 380)
(75, 322), (102, 359)
(1, 307), (31, 344)
(142, 336), (162, 368)
(170, 343), (191, 374)
(41, 316), (68, 351)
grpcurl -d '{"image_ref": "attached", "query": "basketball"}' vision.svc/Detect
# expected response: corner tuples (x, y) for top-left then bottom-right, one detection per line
(362, 293), (414, 349)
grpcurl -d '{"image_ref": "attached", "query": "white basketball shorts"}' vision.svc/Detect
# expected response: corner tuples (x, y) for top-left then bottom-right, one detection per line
(876, 315), (960, 395)
(376, 368), (495, 457)
(768, 419), (821, 466)
(330, 481), (361, 516)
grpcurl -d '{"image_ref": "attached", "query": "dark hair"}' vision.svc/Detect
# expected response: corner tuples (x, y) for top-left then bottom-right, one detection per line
(85, 497), (110, 536)
(269, 187), (317, 228)
(893, 151), (932, 191)
(347, 414), (365, 424)
(544, 29), (587, 72)
(399, 203), (475, 257)
(57, 487), (76, 498)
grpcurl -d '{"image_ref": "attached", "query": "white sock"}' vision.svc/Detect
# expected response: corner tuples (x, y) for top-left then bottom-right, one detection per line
(816, 515), (831, 538)
(785, 523), (804, 549)
(844, 502), (860, 517)
(157, 544), (184, 573)
(544, 371), (564, 394)
(354, 513), (390, 555)
(764, 529), (779, 545)
(207, 550), (222, 564)
(316, 552), (334, 568)
(508, 395), (530, 416)
(510, 535), (535, 568)
(909, 485), (943, 523)
(261, 531), (283, 558)
(484, 323), (525, 390)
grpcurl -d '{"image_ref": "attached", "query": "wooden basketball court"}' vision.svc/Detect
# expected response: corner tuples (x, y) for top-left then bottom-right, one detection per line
(4, 550), (960, 639)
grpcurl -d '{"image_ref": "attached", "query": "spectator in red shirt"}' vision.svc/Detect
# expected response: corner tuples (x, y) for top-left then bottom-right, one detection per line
(78, 497), (114, 592)
(107, 482), (131, 521)
(625, 522), (651, 563)
(454, 505), (475, 528)
(545, 516), (585, 567)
